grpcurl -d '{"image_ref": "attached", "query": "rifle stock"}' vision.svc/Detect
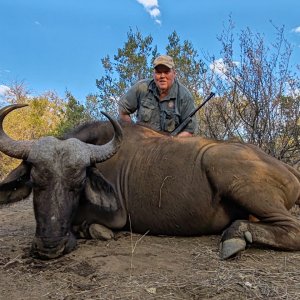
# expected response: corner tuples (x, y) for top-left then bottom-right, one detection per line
(170, 92), (215, 136)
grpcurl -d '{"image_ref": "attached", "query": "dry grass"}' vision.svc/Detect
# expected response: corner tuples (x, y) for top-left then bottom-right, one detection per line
(1, 202), (300, 299)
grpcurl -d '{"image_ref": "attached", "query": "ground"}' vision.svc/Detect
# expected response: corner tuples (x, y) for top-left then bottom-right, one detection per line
(1, 200), (300, 300)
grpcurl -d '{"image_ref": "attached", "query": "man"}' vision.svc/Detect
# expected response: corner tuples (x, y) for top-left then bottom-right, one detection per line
(118, 55), (197, 137)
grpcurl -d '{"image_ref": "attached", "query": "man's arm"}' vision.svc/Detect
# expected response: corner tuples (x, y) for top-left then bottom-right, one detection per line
(118, 80), (145, 123)
(118, 107), (132, 123)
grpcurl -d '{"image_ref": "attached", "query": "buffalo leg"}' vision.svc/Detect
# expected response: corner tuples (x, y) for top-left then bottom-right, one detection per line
(88, 223), (114, 240)
(220, 215), (300, 259)
(220, 187), (300, 259)
(72, 222), (114, 240)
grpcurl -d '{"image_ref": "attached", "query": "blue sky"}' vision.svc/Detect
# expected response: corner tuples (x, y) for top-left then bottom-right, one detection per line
(0, 0), (300, 102)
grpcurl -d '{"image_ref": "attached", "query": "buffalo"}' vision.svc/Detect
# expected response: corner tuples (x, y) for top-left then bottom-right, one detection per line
(0, 104), (300, 260)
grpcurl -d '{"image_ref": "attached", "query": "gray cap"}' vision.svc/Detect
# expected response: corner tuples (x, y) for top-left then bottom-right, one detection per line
(153, 55), (175, 69)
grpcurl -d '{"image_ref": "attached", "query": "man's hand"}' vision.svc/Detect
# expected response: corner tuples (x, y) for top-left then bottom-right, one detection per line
(176, 131), (193, 138)
(119, 109), (132, 123)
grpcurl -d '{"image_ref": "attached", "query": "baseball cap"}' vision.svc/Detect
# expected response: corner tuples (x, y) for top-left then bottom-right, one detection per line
(153, 55), (175, 69)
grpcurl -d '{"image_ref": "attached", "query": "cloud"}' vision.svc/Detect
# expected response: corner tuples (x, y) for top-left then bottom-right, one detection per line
(0, 85), (10, 98)
(292, 26), (300, 33)
(136, 0), (161, 25)
(34, 20), (41, 26)
(210, 58), (240, 80)
(0, 69), (10, 75)
(210, 58), (228, 77)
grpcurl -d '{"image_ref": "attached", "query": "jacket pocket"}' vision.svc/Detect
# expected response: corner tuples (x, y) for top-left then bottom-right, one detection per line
(163, 110), (179, 132)
(140, 99), (155, 122)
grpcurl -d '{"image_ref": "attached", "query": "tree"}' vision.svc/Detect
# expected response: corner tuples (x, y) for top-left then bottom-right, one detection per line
(1, 79), (30, 104)
(0, 86), (66, 178)
(203, 18), (300, 164)
(166, 31), (207, 102)
(87, 28), (158, 119)
(55, 91), (91, 137)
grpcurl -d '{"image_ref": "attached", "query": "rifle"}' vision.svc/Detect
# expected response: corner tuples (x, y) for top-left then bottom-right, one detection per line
(170, 92), (215, 136)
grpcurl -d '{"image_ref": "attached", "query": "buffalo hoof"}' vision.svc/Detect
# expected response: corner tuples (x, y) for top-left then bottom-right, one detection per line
(220, 238), (246, 260)
(244, 231), (253, 243)
(89, 224), (114, 240)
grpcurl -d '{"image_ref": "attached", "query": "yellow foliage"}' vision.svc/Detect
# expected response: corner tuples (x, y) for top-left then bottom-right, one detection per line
(0, 97), (66, 179)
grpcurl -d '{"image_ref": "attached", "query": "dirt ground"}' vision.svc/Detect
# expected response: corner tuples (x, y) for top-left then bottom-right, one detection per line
(1, 199), (300, 300)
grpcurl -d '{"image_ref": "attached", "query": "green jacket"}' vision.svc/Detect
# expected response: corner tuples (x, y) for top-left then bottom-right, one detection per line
(119, 79), (197, 134)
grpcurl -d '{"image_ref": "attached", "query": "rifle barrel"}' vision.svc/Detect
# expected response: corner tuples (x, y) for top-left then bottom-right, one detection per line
(170, 92), (215, 136)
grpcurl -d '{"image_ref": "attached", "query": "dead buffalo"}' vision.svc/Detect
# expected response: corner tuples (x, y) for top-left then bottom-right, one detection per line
(0, 104), (300, 260)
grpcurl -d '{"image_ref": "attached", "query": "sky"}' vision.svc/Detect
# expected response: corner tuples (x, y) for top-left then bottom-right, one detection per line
(0, 0), (300, 102)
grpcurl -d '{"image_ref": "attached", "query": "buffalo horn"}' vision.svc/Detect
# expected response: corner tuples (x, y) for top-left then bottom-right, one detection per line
(89, 111), (123, 163)
(0, 104), (33, 159)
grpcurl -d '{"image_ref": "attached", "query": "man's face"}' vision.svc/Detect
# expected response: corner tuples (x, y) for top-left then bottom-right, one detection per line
(153, 65), (176, 94)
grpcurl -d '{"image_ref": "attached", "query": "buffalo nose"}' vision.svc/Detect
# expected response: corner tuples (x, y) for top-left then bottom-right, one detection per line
(31, 233), (77, 259)
(35, 236), (65, 248)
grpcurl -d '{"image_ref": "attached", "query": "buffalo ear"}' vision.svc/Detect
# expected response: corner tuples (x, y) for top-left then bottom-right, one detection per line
(84, 167), (120, 212)
(0, 161), (32, 205)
